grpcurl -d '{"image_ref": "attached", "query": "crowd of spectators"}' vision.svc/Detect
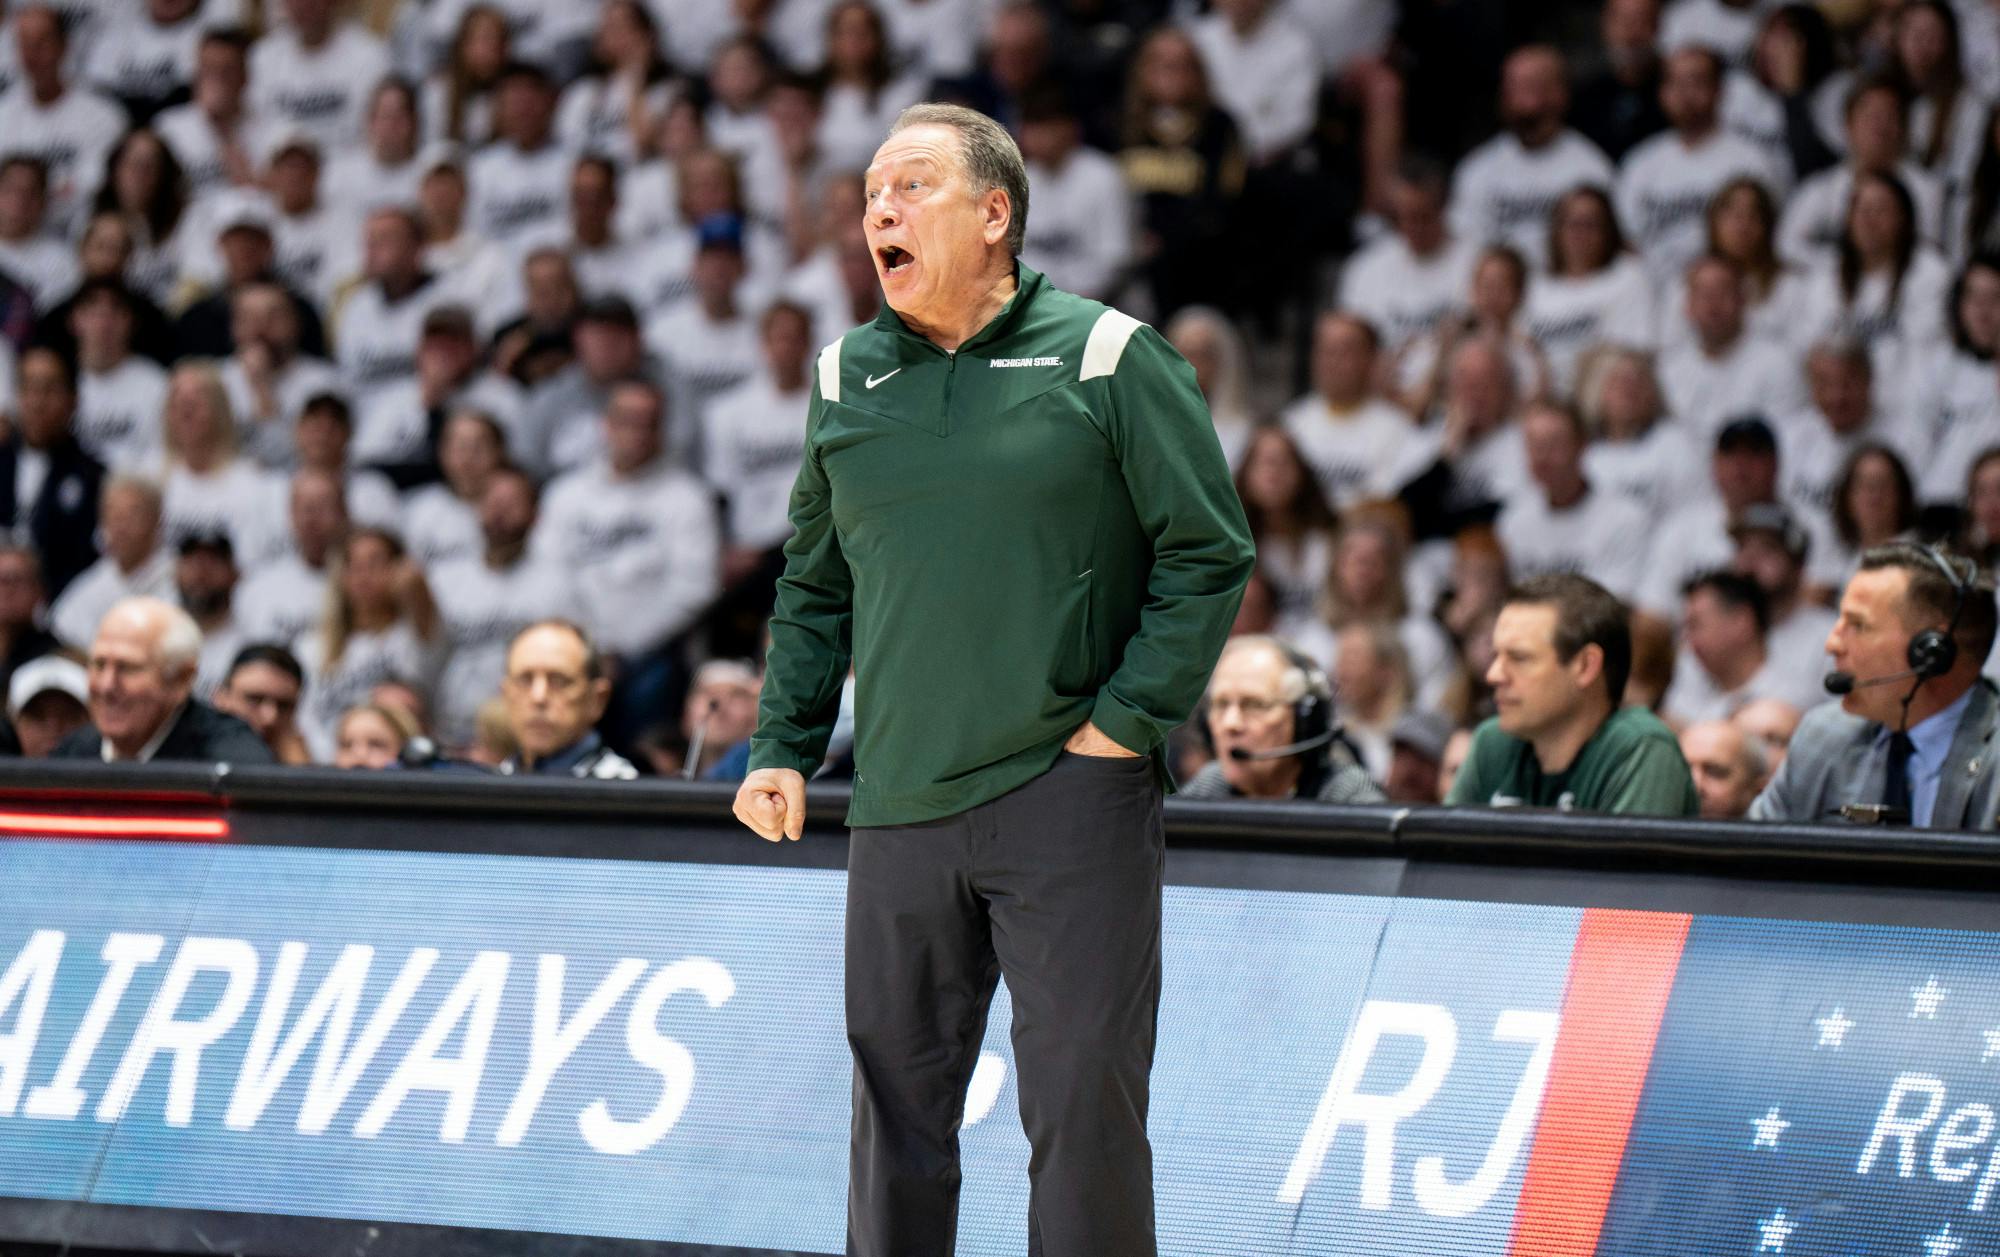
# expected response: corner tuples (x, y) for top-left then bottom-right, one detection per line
(3, 0), (2000, 826)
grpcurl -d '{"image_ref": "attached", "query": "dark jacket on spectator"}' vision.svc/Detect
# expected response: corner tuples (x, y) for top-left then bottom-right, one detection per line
(54, 700), (275, 764)
(1175, 751), (1384, 805)
(0, 433), (104, 599)
(172, 278), (326, 360)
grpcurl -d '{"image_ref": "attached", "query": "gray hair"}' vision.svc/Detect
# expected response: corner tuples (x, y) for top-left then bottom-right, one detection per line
(1215, 634), (1317, 704)
(889, 102), (1030, 256)
(102, 595), (202, 680)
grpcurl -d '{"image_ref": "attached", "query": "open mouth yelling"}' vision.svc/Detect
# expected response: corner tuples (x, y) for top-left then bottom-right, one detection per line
(877, 244), (914, 275)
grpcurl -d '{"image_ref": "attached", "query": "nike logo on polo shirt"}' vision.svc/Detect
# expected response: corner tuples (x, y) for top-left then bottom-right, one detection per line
(865, 369), (901, 388)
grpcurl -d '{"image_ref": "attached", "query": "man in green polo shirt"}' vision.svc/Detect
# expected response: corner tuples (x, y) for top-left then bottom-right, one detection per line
(729, 103), (1254, 1255)
(1449, 573), (1698, 814)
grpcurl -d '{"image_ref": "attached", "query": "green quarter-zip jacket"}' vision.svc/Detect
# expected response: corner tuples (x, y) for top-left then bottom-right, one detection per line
(747, 264), (1256, 827)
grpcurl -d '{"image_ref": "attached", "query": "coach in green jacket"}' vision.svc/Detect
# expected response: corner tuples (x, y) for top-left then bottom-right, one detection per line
(732, 104), (1254, 1256)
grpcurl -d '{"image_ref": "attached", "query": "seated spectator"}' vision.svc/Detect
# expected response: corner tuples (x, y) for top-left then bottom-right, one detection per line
(1319, 514), (1458, 713)
(1639, 414), (1788, 619)
(468, 61), (570, 247)
(1496, 399), (1650, 600)
(0, 546), (57, 696)
(401, 408), (506, 567)
(1236, 427), (1336, 640)
(156, 360), (286, 564)
(487, 246), (580, 386)
(1617, 45), (1783, 285)
(1398, 336), (1533, 542)
(1660, 0), (1762, 73)
(1341, 158), (1478, 355)
(1164, 306), (1257, 469)
(172, 192), (325, 362)
(497, 619), (637, 779)
(49, 475), (174, 650)
(0, 7), (124, 238)
(1655, 177), (1809, 352)
(6, 652), (87, 757)
(175, 532), (245, 698)
(1730, 501), (1837, 702)
(235, 468), (347, 648)
(1332, 621), (1413, 780)
(54, 594), (271, 762)
(1657, 254), (1804, 439)
(524, 295), (672, 478)
(290, 392), (401, 531)
(1017, 86), (1130, 302)
(0, 156), (76, 312)
(1752, 544), (2000, 828)
(323, 78), (427, 221)
(353, 304), (525, 487)
(1779, 76), (1944, 264)
(1911, 259), (2000, 509)
(1819, 443), (1920, 594)
(332, 701), (420, 769)
(1384, 708), (1455, 804)
(554, 2), (674, 165)
(0, 346), (104, 598)
(1186, 0), (1319, 165)
(1577, 346), (1704, 519)
(430, 466), (578, 750)
(1733, 695), (1803, 771)
(71, 279), (167, 472)
(1524, 186), (1656, 396)
(246, 0), (390, 150)
(682, 657), (763, 780)
(1666, 569), (1825, 723)
(294, 527), (442, 763)
(1394, 246), (1550, 417)
(1177, 635), (1383, 804)
(1792, 170), (1950, 378)
(1449, 45), (1615, 267)
(1570, 0), (1668, 163)
(213, 642), (309, 765)
(644, 215), (761, 439)
(154, 27), (267, 201)
(1679, 718), (1768, 818)
(1779, 339), (1923, 528)
(1282, 313), (1418, 511)
(93, 129), (194, 305)
(333, 206), (452, 405)
(220, 280), (342, 471)
(1447, 572), (1697, 813)
(1117, 26), (1246, 318)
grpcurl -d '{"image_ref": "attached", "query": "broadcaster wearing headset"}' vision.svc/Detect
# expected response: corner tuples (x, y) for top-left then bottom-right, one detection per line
(1178, 635), (1384, 804)
(1751, 543), (2000, 828)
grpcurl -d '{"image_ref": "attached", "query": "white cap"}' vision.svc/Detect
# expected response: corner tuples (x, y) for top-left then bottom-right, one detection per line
(9, 655), (87, 717)
(209, 188), (278, 238)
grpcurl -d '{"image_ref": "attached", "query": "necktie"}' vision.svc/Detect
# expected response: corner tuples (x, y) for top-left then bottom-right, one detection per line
(1884, 731), (1916, 820)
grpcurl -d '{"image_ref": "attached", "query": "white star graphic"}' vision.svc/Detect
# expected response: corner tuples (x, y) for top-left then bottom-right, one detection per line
(1911, 976), (1950, 1019)
(1983, 1028), (2000, 1062)
(1815, 1007), (1856, 1049)
(1751, 1106), (1791, 1149)
(1757, 1207), (1796, 1253)
(1924, 1223), (1962, 1257)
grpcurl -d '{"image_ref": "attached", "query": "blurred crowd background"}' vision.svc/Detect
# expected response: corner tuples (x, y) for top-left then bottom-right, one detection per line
(0, 0), (1993, 818)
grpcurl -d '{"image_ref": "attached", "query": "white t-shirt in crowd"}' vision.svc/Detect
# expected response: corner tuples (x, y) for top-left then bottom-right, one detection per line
(321, 149), (428, 222)
(47, 549), (176, 649)
(293, 620), (441, 763)
(532, 458), (721, 657)
(160, 460), (288, 568)
(1720, 71), (1791, 178)
(1338, 233), (1479, 351)
(877, 0), (979, 81)
(154, 104), (272, 201)
(1448, 129), (1615, 267)
(234, 552), (329, 648)
(1778, 161), (1947, 266)
(700, 371), (809, 551)
(221, 354), (344, 472)
(1789, 251), (1953, 381)
(0, 82), (124, 233)
(1523, 256), (1657, 396)
(1617, 127), (1782, 283)
(429, 551), (580, 748)
(644, 302), (761, 445)
(1766, 601), (1838, 710)
(1496, 484), (1652, 600)
(1657, 333), (1805, 440)
(246, 22), (389, 150)
(75, 357), (167, 473)
(555, 75), (676, 165)
(1774, 407), (1924, 528)
(1638, 495), (1735, 619)
(1279, 393), (1421, 509)
(1658, 0), (1771, 66)
(1655, 266), (1811, 354)
(816, 75), (928, 175)
(399, 484), (482, 568)
(1022, 147), (1135, 303)
(467, 141), (571, 246)
(351, 372), (527, 470)
(272, 203), (358, 307)
(1584, 420), (1709, 521)
(1258, 529), (1334, 630)
(82, 11), (201, 104)
(1664, 648), (1825, 726)
(0, 234), (76, 311)
(1187, 9), (1321, 161)
(331, 278), (453, 404)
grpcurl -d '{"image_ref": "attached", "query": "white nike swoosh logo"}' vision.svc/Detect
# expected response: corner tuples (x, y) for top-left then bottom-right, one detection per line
(865, 369), (901, 389)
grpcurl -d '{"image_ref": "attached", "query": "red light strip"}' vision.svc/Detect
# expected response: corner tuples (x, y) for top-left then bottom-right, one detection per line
(0, 812), (228, 839)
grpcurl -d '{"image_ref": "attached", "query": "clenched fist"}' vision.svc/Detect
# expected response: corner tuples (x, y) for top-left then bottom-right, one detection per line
(733, 767), (806, 842)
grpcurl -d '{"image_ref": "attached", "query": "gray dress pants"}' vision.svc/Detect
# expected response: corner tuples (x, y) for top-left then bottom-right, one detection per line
(844, 748), (1165, 1257)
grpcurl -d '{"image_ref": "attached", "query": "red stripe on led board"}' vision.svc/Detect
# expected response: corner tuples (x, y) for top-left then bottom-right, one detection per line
(0, 811), (228, 839)
(1507, 908), (1692, 1257)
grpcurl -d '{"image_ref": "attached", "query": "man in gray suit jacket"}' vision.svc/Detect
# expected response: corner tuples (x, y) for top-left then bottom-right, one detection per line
(1750, 544), (2000, 830)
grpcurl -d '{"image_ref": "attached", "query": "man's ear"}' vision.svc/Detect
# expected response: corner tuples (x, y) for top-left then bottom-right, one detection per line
(585, 676), (613, 723)
(981, 187), (1011, 247)
(1570, 642), (1606, 693)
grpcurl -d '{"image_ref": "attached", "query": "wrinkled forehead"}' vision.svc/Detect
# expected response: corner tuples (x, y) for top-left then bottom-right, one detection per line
(865, 125), (965, 185)
(1210, 645), (1289, 699)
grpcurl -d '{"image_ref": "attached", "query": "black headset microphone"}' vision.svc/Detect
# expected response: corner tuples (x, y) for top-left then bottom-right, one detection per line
(1204, 643), (1352, 788)
(1821, 545), (1974, 701)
